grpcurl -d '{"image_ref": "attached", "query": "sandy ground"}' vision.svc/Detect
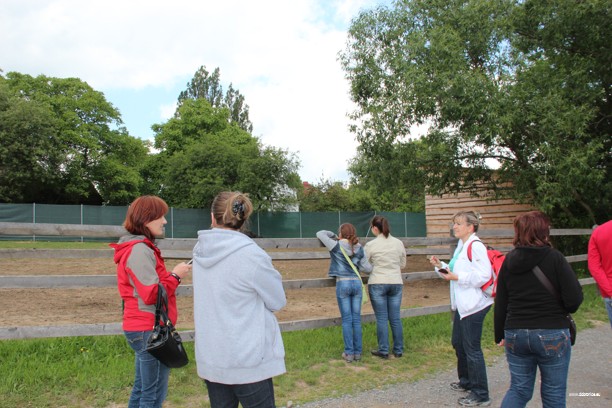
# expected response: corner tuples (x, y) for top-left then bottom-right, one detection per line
(0, 255), (450, 328)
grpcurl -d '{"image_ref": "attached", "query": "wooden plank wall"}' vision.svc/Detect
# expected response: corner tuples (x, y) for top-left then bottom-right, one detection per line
(425, 191), (536, 248)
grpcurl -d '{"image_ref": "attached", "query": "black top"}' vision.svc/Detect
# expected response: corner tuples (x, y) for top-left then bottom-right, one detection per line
(494, 246), (583, 343)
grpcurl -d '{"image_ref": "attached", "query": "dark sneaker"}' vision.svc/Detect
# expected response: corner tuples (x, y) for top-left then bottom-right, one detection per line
(450, 382), (470, 392)
(353, 354), (361, 361)
(458, 395), (491, 407)
(370, 350), (389, 359)
(393, 353), (403, 358)
(341, 353), (354, 362)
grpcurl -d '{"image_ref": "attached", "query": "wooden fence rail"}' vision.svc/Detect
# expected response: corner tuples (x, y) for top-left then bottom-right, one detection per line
(0, 222), (594, 340)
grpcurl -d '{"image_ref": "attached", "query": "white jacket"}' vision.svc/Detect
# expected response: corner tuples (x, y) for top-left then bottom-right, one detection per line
(437, 234), (494, 318)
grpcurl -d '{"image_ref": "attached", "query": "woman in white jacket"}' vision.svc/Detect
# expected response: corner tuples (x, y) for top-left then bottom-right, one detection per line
(429, 211), (494, 407)
(192, 192), (286, 408)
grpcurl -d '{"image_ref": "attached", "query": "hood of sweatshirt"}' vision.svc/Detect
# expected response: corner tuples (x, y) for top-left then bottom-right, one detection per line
(194, 228), (255, 269)
(503, 245), (554, 275)
(110, 234), (147, 264)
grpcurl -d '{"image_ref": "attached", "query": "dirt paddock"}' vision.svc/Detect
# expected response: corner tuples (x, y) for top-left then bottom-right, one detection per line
(0, 255), (450, 328)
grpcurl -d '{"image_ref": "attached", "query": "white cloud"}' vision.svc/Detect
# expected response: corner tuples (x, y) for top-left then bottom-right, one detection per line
(1, 0), (388, 183)
(159, 103), (177, 121)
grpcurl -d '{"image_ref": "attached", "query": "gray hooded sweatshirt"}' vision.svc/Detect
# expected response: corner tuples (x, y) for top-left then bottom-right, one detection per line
(192, 228), (286, 384)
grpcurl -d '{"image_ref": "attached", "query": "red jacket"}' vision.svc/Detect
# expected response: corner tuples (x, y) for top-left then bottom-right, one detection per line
(588, 220), (612, 298)
(111, 236), (179, 331)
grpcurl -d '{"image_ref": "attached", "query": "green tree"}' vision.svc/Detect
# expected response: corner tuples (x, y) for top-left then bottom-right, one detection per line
(340, 0), (611, 226)
(0, 79), (59, 202)
(0, 72), (147, 204)
(299, 179), (353, 212)
(348, 139), (426, 212)
(297, 178), (381, 212)
(147, 98), (300, 210)
(178, 66), (253, 133)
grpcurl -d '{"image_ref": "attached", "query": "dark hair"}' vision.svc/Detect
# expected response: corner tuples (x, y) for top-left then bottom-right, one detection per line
(513, 211), (552, 247)
(371, 215), (390, 238)
(123, 195), (169, 242)
(211, 191), (253, 230)
(452, 210), (481, 232)
(339, 223), (359, 249)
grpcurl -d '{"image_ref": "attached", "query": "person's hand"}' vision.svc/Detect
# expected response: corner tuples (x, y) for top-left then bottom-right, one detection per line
(429, 255), (442, 268)
(497, 339), (505, 347)
(440, 271), (458, 281)
(172, 262), (192, 279)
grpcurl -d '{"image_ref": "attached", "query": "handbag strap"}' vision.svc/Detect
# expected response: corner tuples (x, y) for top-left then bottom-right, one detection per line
(154, 283), (173, 328)
(340, 246), (364, 285)
(532, 265), (567, 313)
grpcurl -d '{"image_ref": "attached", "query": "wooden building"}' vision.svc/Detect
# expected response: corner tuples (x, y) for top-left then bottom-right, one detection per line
(425, 190), (536, 248)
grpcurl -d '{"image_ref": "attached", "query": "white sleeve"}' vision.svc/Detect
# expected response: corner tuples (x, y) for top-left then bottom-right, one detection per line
(457, 241), (492, 288)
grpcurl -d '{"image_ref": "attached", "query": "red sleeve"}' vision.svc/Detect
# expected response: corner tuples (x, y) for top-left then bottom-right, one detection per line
(588, 229), (612, 297)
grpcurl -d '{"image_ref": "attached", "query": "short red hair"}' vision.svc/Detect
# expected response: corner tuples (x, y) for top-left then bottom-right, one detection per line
(123, 196), (169, 241)
(513, 211), (551, 247)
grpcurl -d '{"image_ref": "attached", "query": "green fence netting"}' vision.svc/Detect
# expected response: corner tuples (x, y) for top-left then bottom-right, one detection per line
(0, 203), (425, 240)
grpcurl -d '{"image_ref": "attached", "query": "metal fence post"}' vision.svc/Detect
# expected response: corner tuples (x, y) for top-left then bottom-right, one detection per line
(33, 203), (36, 242)
(171, 207), (174, 239)
(80, 204), (84, 242)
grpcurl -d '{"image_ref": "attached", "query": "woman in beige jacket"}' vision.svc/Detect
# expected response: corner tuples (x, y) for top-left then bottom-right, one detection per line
(364, 215), (407, 359)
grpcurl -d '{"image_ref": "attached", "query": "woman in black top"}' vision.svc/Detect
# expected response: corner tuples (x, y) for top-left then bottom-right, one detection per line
(494, 211), (583, 408)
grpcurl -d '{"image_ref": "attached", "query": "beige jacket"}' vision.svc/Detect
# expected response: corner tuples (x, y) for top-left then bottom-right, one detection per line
(364, 234), (406, 285)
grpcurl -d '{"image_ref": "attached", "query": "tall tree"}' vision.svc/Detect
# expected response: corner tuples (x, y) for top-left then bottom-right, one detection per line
(178, 66), (254, 133)
(146, 98), (300, 210)
(0, 79), (59, 202)
(340, 0), (611, 226)
(0, 72), (147, 204)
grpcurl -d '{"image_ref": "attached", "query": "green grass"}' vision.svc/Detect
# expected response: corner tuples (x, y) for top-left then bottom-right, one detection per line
(1, 284), (606, 408)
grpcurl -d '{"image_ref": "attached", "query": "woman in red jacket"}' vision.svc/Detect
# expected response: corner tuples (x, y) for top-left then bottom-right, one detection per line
(111, 196), (191, 408)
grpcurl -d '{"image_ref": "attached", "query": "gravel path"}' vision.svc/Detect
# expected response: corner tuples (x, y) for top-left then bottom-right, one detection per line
(295, 323), (611, 408)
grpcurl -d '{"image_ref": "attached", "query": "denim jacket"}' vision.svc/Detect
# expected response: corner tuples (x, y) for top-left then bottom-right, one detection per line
(317, 230), (372, 278)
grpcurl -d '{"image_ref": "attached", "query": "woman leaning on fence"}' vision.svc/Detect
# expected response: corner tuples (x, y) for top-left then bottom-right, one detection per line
(192, 191), (287, 408)
(317, 224), (372, 362)
(111, 195), (192, 408)
(364, 215), (407, 359)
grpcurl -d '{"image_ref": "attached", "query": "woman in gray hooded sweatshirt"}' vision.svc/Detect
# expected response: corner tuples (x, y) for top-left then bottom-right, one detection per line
(192, 191), (286, 408)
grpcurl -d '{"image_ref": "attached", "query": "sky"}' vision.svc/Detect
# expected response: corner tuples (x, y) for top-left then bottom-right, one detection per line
(1, 0), (392, 184)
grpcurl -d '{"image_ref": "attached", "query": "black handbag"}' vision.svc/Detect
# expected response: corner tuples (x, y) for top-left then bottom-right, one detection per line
(532, 266), (577, 346)
(145, 283), (189, 368)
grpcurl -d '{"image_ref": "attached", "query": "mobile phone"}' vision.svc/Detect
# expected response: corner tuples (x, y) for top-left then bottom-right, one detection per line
(438, 268), (449, 274)
(187, 259), (193, 265)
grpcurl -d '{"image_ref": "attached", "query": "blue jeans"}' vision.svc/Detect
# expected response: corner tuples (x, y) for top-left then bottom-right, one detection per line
(451, 306), (491, 401)
(124, 330), (171, 408)
(336, 278), (363, 355)
(501, 328), (572, 408)
(368, 284), (403, 355)
(605, 297), (612, 329)
(205, 378), (275, 408)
